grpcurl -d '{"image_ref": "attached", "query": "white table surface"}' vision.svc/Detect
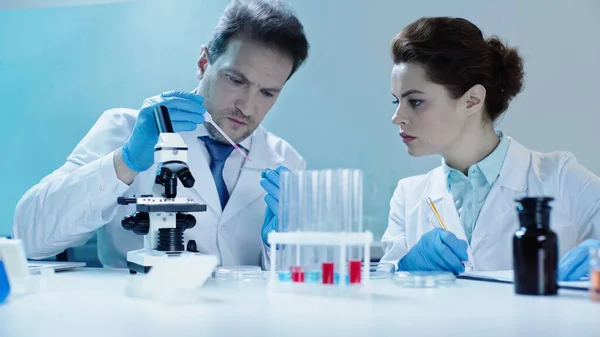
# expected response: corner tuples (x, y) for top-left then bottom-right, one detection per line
(0, 267), (598, 337)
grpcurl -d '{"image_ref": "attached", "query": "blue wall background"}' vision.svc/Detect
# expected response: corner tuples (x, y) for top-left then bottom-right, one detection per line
(1, 0), (599, 246)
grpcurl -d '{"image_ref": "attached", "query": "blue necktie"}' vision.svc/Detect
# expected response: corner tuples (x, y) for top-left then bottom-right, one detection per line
(200, 136), (235, 210)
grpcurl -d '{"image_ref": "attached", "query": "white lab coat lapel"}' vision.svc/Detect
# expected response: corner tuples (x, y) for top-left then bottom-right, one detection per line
(422, 168), (468, 243)
(220, 127), (284, 224)
(469, 138), (531, 254)
(181, 131), (222, 216)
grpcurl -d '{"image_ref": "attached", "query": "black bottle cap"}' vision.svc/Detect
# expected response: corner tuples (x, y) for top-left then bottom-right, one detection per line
(516, 197), (554, 211)
(515, 197), (554, 228)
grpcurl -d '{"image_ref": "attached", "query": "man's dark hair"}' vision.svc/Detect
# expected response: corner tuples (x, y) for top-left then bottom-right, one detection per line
(207, 0), (309, 78)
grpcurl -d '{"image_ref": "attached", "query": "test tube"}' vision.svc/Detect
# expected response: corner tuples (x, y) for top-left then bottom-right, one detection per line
(353, 169), (364, 233)
(277, 170), (294, 281)
(591, 247), (600, 302)
(318, 169), (337, 284)
(293, 170), (308, 282)
(319, 170), (333, 231)
(303, 171), (321, 282)
(291, 170), (305, 282)
(346, 169), (364, 284)
(279, 170), (298, 233)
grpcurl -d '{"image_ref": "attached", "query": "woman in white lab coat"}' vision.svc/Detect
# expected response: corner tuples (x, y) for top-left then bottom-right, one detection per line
(380, 17), (600, 281)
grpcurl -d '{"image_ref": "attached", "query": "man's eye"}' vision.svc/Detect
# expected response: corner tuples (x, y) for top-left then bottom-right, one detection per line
(227, 75), (243, 85)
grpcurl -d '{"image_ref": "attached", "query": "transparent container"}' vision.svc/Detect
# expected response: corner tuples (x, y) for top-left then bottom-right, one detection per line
(392, 271), (456, 288)
(279, 169), (363, 234)
(212, 265), (264, 282)
(275, 169), (366, 287)
(369, 262), (395, 279)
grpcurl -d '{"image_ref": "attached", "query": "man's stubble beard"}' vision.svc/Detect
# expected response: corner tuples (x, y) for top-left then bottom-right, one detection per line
(204, 118), (255, 145)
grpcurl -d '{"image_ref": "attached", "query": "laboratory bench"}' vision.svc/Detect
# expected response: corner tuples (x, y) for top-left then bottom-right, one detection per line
(0, 267), (598, 337)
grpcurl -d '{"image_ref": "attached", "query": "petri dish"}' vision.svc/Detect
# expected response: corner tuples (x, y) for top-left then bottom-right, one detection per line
(212, 265), (264, 282)
(392, 271), (456, 288)
(369, 262), (395, 279)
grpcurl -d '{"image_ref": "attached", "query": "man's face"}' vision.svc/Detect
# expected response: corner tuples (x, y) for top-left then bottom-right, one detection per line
(196, 38), (294, 144)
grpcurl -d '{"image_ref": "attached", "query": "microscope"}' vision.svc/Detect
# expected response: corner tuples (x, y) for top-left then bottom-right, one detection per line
(117, 105), (207, 274)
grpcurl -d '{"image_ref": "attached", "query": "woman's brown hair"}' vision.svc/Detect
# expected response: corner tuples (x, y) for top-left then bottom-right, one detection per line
(391, 17), (525, 121)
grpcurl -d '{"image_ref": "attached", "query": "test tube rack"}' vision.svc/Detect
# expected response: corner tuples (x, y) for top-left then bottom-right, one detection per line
(267, 231), (373, 294)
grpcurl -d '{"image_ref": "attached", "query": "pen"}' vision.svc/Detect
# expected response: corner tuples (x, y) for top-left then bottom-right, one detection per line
(426, 197), (473, 271)
(426, 197), (447, 230)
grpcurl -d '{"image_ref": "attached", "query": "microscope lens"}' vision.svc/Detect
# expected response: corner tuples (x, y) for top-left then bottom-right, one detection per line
(178, 168), (195, 188)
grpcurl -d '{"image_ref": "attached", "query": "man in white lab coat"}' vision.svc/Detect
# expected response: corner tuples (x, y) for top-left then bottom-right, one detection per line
(12, 0), (309, 269)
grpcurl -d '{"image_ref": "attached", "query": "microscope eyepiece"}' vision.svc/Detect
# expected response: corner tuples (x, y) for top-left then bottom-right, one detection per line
(177, 167), (195, 188)
(153, 105), (174, 133)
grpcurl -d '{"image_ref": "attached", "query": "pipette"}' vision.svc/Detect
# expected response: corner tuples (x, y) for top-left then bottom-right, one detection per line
(203, 112), (252, 162)
(239, 167), (264, 172)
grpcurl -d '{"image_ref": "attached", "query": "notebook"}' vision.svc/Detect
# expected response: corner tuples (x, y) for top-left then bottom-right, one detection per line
(458, 270), (590, 291)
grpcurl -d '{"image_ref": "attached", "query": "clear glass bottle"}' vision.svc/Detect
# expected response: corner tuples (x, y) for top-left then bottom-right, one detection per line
(513, 197), (558, 295)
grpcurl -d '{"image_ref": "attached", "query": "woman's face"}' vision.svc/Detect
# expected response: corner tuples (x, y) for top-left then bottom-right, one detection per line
(390, 62), (470, 157)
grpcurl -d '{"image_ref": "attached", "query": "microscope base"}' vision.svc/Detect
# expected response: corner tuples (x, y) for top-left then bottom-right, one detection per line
(126, 248), (201, 274)
(127, 261), (151, 274)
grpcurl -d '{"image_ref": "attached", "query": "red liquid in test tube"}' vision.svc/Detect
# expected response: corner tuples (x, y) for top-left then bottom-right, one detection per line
(291, 266), (304, 282)
(322, 262), (334, 284)
(349, 260), (362, 284)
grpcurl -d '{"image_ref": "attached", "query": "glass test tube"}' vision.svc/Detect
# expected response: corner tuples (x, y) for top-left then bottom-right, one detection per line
(336, 169), (363, 284)
(318, 169), (337, 284)
(293, 170), (307, 282)
(292, 170), (305, 282)
(277, 170), (294, 281)
(348, 169), (364, 284)
(303, 171), (321, 282)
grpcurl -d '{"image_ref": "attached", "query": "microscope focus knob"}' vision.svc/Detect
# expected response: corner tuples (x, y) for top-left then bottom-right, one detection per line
(121, 212), (150, 235)
(121, 217), (135, 231)
(186, 240), (198, 253)
(176, 213), (196, 230)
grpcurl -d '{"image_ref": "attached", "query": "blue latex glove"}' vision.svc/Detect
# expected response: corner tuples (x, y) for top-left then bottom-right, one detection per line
(398, 228), (469, 274)
(122, 91), (206, 172)
(259, 166), (290, 246)
(0, 261), (9, 304)
(558, 239), (600, 281)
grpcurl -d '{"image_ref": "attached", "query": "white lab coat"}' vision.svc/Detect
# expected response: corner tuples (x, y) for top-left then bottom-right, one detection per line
(12, 108), (305, 269)
(381, 137), (600, 271)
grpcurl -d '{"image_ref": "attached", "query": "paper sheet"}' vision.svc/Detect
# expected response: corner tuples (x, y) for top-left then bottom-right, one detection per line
(458, 270), (590, 290)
